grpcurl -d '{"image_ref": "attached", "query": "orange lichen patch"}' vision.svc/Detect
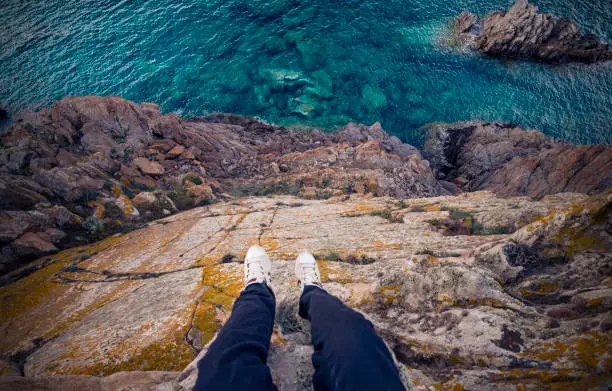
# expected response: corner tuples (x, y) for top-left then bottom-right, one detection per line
(192, 265), (243, 347)
(411, 254), (440, 268)
(378, 284), (401, 305)
(465, 191), (493, 200)
(520, 282), (560, 297)
(194, 254), (223, 267)
(521, 331), (612, 373)
(371, 239), (400, 251)
(271, 329), (288, 347)
(0, 236), (123, 354)
(423, 203), (441, 212)
(92, 201), (105, 219)
(491, 368), (610, 390)
(111, 184), (123, 197)
(115, 194), (137, 217)
(432, 380), (465, 391)
(341, 202), (381, 217)
(586, 297), (606, 310)
(273, 248), (298, 261)
(259, 235), (280, 253)
(317, 260), (354, 284)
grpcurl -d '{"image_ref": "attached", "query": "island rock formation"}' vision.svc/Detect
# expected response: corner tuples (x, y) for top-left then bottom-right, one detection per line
(453, 0), (612, 63)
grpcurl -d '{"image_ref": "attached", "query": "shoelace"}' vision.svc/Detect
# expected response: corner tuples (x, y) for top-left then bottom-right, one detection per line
(246, 257), (268, 280)
(302, 264), (317, 281)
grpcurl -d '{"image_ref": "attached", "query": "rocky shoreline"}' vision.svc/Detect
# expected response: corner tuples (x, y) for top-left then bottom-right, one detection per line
(0, 95), (610, 390)
(0, 95), (610, 277)
(453, 0), (612, 63)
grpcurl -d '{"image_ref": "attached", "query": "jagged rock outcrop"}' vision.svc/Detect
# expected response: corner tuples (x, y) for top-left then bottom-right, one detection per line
(0, 190), (609, 390)
(0, 96), (444, 274)
(453, 0), (612, 63)
(423, 121), (612, 198)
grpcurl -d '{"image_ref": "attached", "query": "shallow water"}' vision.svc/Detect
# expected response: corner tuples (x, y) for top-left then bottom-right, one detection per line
(1, 0), (611, 145)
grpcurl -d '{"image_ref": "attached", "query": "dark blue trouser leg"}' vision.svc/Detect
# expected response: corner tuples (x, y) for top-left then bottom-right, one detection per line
(193, 283), (278, 391)
(299, 285), (405, 391)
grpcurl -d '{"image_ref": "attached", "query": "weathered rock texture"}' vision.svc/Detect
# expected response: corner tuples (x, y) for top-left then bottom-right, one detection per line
(0, 96), (443, 274)
(0, 191), (609, 390)
(423, 121), (612, 198)
(453, 0), (612, 63)
(1, 95), (610, 389)
(2, 96), (610, 278)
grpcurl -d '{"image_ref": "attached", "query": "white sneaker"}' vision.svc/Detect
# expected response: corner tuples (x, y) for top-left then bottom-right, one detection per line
(295, 251), (323, 292)
(244, 245), (272, 289)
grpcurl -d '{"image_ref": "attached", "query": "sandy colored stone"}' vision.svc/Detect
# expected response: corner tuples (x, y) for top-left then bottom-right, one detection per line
(167, 145), (185, 159)
(133, 157), (165, 176)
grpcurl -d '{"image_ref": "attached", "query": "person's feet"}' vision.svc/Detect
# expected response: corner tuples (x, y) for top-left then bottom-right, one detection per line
(244, 245), (272, 288)
(295, 251), (323, 292)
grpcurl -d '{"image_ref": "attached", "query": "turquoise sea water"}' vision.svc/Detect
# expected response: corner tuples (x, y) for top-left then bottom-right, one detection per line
(1, 0), (611, 145)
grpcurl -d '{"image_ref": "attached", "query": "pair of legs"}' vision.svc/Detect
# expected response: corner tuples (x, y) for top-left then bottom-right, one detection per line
(193, 246), (405, 391)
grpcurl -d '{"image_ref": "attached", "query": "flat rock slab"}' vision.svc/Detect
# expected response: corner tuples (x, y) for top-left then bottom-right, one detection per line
(0, 192), (609, 390)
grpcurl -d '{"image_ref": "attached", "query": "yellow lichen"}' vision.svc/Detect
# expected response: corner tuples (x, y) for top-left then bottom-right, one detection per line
(378, 284), (401, 305)
(111, 184), (123, 197)
(522, 331), (611, 373)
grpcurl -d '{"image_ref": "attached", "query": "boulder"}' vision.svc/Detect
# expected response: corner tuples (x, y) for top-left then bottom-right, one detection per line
(132, 192), (178, 218)
(133, 157), (165, 176)
(151, 114), (182, 141)
(182, 149), (195, 160)
(423, 121), (612, 198)
(453, 11), (478, 34)
(132, 192), (158, 208)
(41, 205), (83, 228)
(187, 183), (214, 204)
(38, 228), (67, 244)
(11, 232), (58, 258)
(167, 145), (186, 159)
(0, 175), (51, 209)
(33, 167), (101, 202)
(0, 211), (49, 243)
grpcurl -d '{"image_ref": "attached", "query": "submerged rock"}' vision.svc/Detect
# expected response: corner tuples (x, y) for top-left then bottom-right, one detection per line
(361, 85), (387, 112)
(453, 0), (612, 63)
(296, 39), (325, 70)
(305, 69), (333, 99)
(259, 68), (312, 92)
(289, 94), (319, 118)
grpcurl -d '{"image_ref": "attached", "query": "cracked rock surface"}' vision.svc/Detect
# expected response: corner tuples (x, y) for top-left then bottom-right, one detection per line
(1, 190), (610, 390)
